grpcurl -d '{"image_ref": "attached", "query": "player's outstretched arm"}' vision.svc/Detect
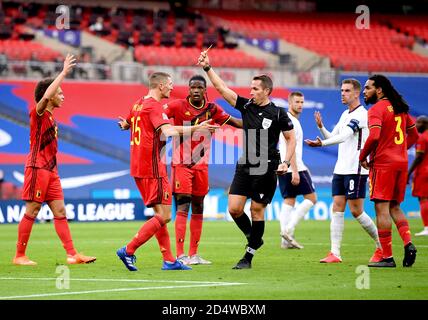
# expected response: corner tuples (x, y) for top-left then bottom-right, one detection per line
(160, 120), (219, 137)
(197, 51), (238, 107)
(304, 136), (322, 147)
(225, 116), (243, 128)
(118, 116), (130, 130)
(318, 126), (354, 146)
(36, 53), (76, 115)
(315, 111), (339, 139)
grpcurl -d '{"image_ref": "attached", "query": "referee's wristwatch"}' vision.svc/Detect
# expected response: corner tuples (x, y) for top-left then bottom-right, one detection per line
(282, 160), (291, 166)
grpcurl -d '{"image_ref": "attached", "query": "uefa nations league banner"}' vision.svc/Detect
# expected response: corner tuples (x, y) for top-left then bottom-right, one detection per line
(0, 199), (147, 224)
(0, 187), (421, 224)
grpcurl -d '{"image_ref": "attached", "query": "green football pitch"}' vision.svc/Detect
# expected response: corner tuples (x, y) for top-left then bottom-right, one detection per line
(0, 219), (427, 300)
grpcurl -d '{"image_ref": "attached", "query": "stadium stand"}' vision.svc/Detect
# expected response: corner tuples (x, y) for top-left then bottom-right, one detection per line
(200, 10), (428, 73)
(386, 15), (428, 43)
(0, 2), (63, 66)
(0, 1), (266, 69)
(133, 46), (266, 68)
(0, 0), (426, 229)
(0, 39), (62, 61)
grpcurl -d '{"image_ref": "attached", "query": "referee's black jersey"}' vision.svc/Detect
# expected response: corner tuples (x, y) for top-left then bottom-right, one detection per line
(235, 95), (294, 166)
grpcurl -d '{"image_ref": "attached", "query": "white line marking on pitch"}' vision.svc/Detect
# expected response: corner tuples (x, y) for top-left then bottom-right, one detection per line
(0, 277), (246, 300)
(0, 277), (239, 284)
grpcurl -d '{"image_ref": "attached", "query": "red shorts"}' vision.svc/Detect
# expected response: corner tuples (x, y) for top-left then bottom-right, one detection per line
(369, 168), (407, 203)
(412, 172), (428, 198)
(171, 166), (209, 196)
(22, 167), (64, 203)
(134, 176), (172, 207)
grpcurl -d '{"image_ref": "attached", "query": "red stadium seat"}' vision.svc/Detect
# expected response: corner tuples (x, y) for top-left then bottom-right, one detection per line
(0, 39), (62, 62)
(133, 45), (266, 68)
(199, 10), (428, 73)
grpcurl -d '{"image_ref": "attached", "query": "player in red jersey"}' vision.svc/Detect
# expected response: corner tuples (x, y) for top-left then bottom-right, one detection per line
(360, 74), (419, 268)
(13, 54), (96, 266)
(408, 115), (428, 236)
(163, 75), (242, 265)
(116, 72), (218, 271)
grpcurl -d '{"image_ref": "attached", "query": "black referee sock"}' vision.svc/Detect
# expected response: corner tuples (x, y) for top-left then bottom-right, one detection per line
(232, 212), (252, 239)
(244, 220), (265, 263)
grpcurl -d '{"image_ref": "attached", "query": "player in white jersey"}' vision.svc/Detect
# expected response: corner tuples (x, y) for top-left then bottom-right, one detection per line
(278, 92), (317, 249)
(305, 79), (383, 263)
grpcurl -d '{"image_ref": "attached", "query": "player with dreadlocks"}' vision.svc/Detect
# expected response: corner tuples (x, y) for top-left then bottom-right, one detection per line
(360, 74), (419, 268)
(163, 74), (242, 265)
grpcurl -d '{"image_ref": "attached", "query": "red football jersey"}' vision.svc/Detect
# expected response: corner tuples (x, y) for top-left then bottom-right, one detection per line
(25, 108), (58, 172)
(127, 97), (170, 178)
(163, 98), (231, 170)
(415, 131), (428, 176)
(367, 99), (415, 170)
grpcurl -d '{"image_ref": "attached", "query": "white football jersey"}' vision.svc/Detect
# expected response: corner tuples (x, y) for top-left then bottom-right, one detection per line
(279, 111), (308, 173)
(330, 105), (369, 175)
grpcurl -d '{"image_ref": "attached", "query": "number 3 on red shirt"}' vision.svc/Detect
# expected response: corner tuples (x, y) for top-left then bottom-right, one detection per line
(394, 116), (404, 145)
(130, 116), (141, 146)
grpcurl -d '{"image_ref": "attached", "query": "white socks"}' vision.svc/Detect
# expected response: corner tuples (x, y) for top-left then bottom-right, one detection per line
(356, 211), (381, 248)
(280, 204), (293, 235)
(287, 199), (314, 235)
(330, 212), (344, 257)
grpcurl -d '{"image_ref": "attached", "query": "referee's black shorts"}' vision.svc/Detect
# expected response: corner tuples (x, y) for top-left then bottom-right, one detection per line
(229, 163), (278, 204)
(278, 170), (315, 199)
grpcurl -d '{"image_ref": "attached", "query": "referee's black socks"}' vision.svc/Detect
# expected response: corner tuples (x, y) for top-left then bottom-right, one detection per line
(232, 212), (252, 239)
(244, 220), (265, 263)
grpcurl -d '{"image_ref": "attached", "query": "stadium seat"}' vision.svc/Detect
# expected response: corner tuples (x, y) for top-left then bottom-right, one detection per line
(199, 10), (428, 73)
(134, 45), (266, 68)
(0, 39), (62, 62)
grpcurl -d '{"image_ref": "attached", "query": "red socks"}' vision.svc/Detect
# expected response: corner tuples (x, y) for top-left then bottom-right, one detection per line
(420, 199), (428, 227)
(17, 214), (77, 257)
(126, 215), (163, 255)
(175, 211), (188, 257)
(395, 219), (412, 246)
(378, 229), (393, 259)
(175, 212), (204, 257)
(379, 220), (412, 259)
(54, 216), (77, 256)
(155, 224), (175, 263)
(15, 214), (35, 257)
(189, 214), (203, 257)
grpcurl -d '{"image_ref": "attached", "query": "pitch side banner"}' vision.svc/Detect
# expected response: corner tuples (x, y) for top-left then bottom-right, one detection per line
(0, 187), (421, 224)
(0, 199), (148, 224)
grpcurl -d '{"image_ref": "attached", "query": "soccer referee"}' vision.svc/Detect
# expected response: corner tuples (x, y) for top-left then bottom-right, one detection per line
(197, 50), (296, 269)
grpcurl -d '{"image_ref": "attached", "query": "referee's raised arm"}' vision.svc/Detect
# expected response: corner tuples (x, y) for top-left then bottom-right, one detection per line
(197, 50), (238, 107)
